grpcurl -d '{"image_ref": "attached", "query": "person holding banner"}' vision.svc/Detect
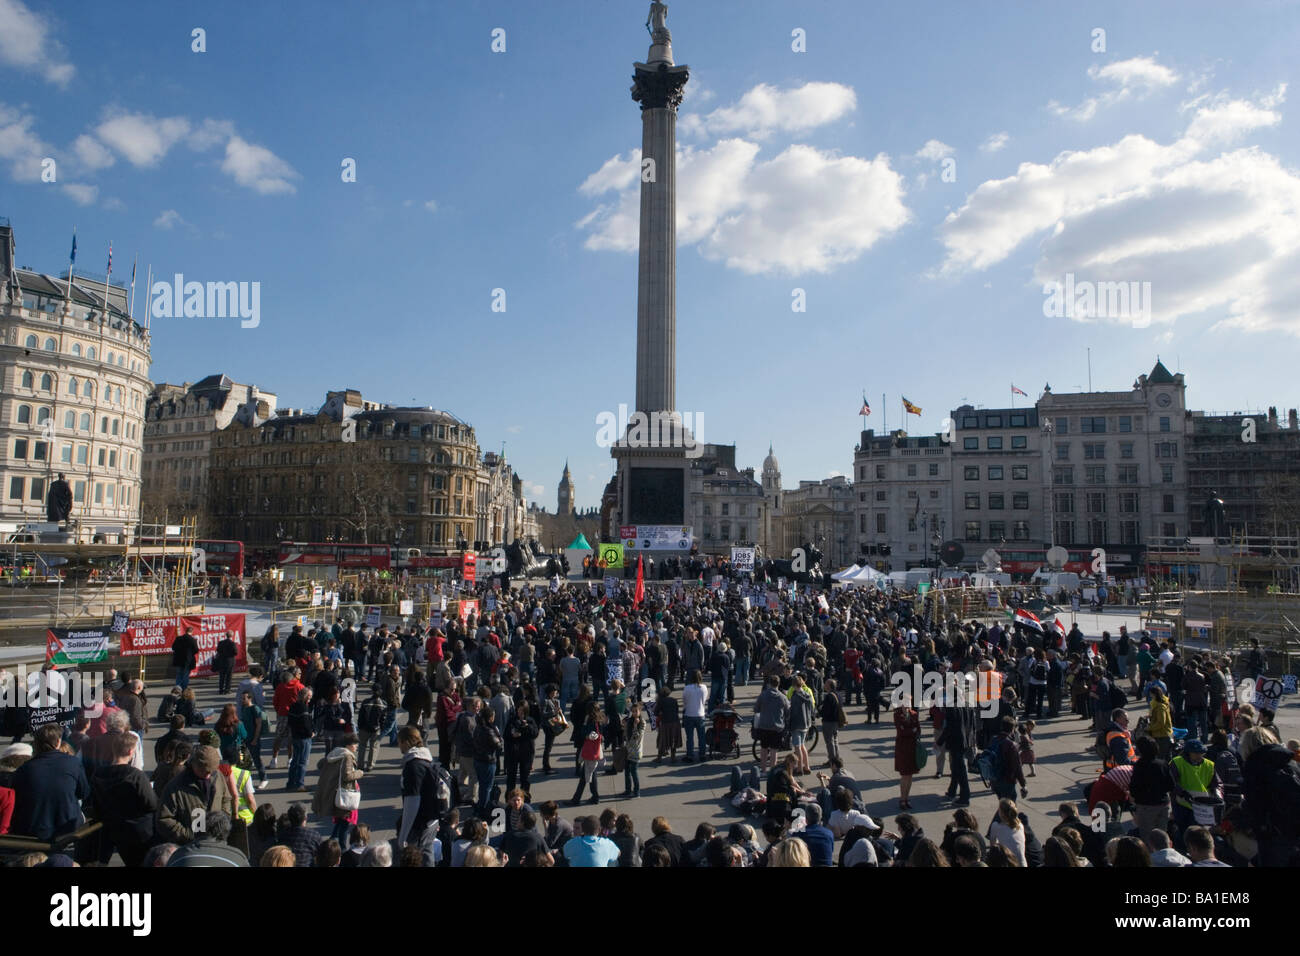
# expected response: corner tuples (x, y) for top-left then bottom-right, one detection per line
(172, 628), (200, 692)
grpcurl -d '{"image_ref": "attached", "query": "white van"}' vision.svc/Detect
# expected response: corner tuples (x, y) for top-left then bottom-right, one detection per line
(972, 572), (1012, 588)
(1030, 570), (1080, 592)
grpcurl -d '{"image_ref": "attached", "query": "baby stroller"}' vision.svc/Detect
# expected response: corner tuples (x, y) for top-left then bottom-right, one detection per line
(705, 704), (742, 760)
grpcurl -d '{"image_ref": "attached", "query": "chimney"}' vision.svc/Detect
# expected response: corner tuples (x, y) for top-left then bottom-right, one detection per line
(1290, 409), (1298, 430)
(1269, 406), (1278, 427)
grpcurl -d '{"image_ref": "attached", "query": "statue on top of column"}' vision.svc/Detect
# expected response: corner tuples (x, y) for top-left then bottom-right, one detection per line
(646, 1), (670, 43)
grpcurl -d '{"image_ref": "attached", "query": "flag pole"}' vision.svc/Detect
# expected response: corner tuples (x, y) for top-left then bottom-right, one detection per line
(102, 241), (112, 321)
(143, 265), (152, 333)
(128, 255), (138, 320)
(64, 226), (76, 314)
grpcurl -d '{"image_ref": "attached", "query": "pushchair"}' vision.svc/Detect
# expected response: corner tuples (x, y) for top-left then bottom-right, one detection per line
(705, 704), (743, 760)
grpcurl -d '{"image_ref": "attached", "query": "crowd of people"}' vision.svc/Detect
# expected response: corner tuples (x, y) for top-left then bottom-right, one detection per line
(1, 576), (1298, 869)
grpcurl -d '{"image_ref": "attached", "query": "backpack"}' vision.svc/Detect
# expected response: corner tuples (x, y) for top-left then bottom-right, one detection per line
(432, 762), (456, 813)
(358, 697), (385, 733)
(1109, 683), (1129, 710)
(1031, 661), (1048, 682)
(975, 740), (1002, 788)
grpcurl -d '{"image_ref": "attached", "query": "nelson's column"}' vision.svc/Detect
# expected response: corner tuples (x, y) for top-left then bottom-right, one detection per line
(612, 1), (691, 531)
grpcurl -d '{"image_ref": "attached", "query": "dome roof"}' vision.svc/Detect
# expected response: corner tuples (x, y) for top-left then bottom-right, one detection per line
(762, 443), (779, 473)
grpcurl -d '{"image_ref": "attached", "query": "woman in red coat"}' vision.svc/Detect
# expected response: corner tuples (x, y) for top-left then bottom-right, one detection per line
(894, 698), (922, 810)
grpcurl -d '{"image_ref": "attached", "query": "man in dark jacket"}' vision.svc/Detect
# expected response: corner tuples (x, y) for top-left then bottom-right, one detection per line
(10, 724), (89, 841)
(90, 731), (158, 865)
(397, 726), (444, 862)
(166, 810), (248, 866)
(214, 631), (239, 695)
(991, 716), (1027, 801)
(113, 680), (149, 734)
(1242, 739), (1300, 867)
(644, 815), (686, 867)
(939, 701), (980, 806)
(172, 628), (200, 691)
(154, 745), (238, 845)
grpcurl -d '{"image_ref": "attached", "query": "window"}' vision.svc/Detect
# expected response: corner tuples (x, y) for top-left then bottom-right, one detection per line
(1159, 417), (1170, 432)
(1119, 416), (1132, 433)
(33, 441), (46, 461)
(988, 466), (1004, 480)
(1163, 493), (1175, 513)
(71, 343), (81, 357)
(986, 415), (1002, 427)
(875, 490), (886, 501)
(989, 494), (1005, 510)
(63, 411), (74, 429)
(1117, 465), (1138, 484)
(79, 413), (90, 431)
(1084, 443), (1105, 459)
(1155, 442), (1178, 458)
(7, 477), (22, 499)
(962, 416), (979, 429)
(84, 381), (94, 398)
(1013, 520), (1030, 541)
(16, 405), (31, 424)
(1088, 519), (1107, 544)
(99, 417), (108, 433)
(1054, 417), (1069, 434)
(108, 450), (116, 467)
(1121, 520), (1141, 545)
(1056, 520), (1076, 544)
(23, 334), (36, 348)
(965, 521), (982, 541)
(1081, 417), (1107, 433)
(20, 371), (32, 389)
(1120, 442), (1134, 459)
(1162, 522), (1177, 537)
(875, 465), (885, 480)
(876, 513), (886, 533)
(1055, 492), (1074, 514)
(965, 493), (980, 509)
(1012, 466), (1028, 480)
(1013, 493), (1029, 510)
(721, 503), (730, 516)
(987, 436), (1003, 450)
(1011, 436), (1027, 449)
(908, 516), (917, 532)
(60, 445), (71, 463)
(30, 477), (44, 500)
(111, 419), (119, 436)
(40, 373), (52, 391)
(42, 337), (55, 351)
(1086, 465), (1106, 484)
(1056, 443), (1070, 461)
(13, 438), (27, 458)
(930, 489), (940, 498)
(928, 463), (938, 476)
(1010, 414), (1027, 427)
(1162, 465), (1174, 483)
(1120, 492), (1139, 513)
(97, 449), (106, 466)
(76, 445), (87, 464)
(36, 407), (49, 424)
(988, 521), (1006, 541)
(906, 464), (917, 477)
(1087, 492), (1106, 513)
(963, 437), (978, 450)
(964, 466), (979, 480)
(87, 347), (96, 360)
(1053, 466), (1073, 485)
(106, 484), (114, 505)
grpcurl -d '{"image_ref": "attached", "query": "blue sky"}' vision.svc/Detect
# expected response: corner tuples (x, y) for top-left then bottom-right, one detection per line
(3, 0), (1299, 510)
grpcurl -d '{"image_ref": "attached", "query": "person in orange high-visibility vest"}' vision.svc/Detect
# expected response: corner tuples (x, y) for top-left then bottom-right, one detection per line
(1103, 709), (1137, 769)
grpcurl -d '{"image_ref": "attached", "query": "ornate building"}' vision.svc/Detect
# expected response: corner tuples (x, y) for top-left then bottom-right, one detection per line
(0, 222), (150, 540)
(142, 375), (274, 529)
(687, 444), (766, 556)
(761, 444), (782, 554)
(209, 389), (487, 553)
(773, 475), (855, 570)
(557, 461), (576, 516)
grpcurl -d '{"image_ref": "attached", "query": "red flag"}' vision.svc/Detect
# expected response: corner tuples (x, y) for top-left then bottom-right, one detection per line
(635, 555), (645, 607)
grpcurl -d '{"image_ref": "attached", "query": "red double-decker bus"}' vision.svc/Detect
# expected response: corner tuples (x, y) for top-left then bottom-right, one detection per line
(138, 538), (246, 578)
(277, 541), (392, 573)
(998, 547), (1093, 578)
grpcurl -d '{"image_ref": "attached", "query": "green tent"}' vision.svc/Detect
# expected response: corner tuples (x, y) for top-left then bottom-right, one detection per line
(567, 534), (593, 550)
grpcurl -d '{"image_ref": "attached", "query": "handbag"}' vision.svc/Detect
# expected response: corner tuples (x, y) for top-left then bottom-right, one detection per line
(580, 729), (603, 762)
(612, 746), (628, 773)
(335, 757), (361, 813)
(914, 738), (929, 771)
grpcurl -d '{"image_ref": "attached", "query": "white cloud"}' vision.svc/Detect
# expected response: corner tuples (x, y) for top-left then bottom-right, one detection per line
(980, 132), (1009, 153)
(0, 101), (50, 181)
(221, 135), (298, 194)
(101, 197), (125, 212)
(506, 425), (523, 434)
(423, 199), (438, 213)
(915, 140), (954, 161)
(61, 183), (97, 205)
(526, 482), (545, 498)
(828, 470), (844, 478)
(684, 81), (856, 139)
(72, 134), (114, 171)
(0, 0), (74, 87)
(579, 139), (909, 275)
(94, 111), (191, 167)
(1049, 55), (1181, 122)
(153, 209), (187, 230)
(940, 85), (1300, 334)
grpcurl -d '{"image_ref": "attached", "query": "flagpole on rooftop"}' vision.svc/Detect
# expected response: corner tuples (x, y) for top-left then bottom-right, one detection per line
(102, 241), (112, 322)
(64, 227), (76, 315)
(128, 255), (137, 320)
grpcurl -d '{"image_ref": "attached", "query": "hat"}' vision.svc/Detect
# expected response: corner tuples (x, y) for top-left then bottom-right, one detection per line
(1184, 739), (1207, 754)
(36, 853), (76, 868)
(0, 743), (33, 761)
(192, 745), (221, 773)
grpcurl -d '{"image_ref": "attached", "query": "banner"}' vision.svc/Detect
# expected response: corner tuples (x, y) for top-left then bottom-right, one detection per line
(45, 627), (109, 666)
(730, 547), (755, 571)
(120, 613), (247, 677)
(399, 599), (414, 615)
(458, 599), (478, 623)
(365, 606), (382, 628)
(110, 610), (130, 634)
(621, 525), (693, 551)
(598, 542), (625, 569)
(463, 553), (476, 584)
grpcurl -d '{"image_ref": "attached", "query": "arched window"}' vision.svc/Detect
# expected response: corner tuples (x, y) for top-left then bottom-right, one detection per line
(40, 373), (52, 392)
(116, 387), (124, 403)
(100, 416), (108, 434)
(43, 338), (55, 351)
(87, 347), (96, 360)
(63, 411), (74, 430)
(84, 381), (95, 399)
(68, 376), (78, 395)
(16, 405), (31, 424)
(36, 407), (50, 424)
(20, 371), (32, 389)
(118, 355), (125, 367)
(24, 334), (36, 348)
(79, 413), (90, 431)
(107, 351), (114, 364)
(111, 419), (120, 436)
(71, 343), (81, 357)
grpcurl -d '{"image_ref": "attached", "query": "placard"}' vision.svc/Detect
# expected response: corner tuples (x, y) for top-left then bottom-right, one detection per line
(399, 599), (414, 615)
(730, 547), (755, 571)
(110, 610), (130, 634)
(458, 599), (479, 623)
(45, 627), (109, 666)
(120, 613), (248, 677)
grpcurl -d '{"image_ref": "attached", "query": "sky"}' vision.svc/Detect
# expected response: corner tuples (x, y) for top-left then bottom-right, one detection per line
(2, 0), (1299, 511)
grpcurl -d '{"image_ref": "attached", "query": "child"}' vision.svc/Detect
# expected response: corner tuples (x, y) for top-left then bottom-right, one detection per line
(1018, 720), (1036, 777)
(1287, 739), (1300, 763)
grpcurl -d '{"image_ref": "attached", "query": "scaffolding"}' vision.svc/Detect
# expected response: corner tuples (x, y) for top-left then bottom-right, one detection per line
(126, 516), (208, 615)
